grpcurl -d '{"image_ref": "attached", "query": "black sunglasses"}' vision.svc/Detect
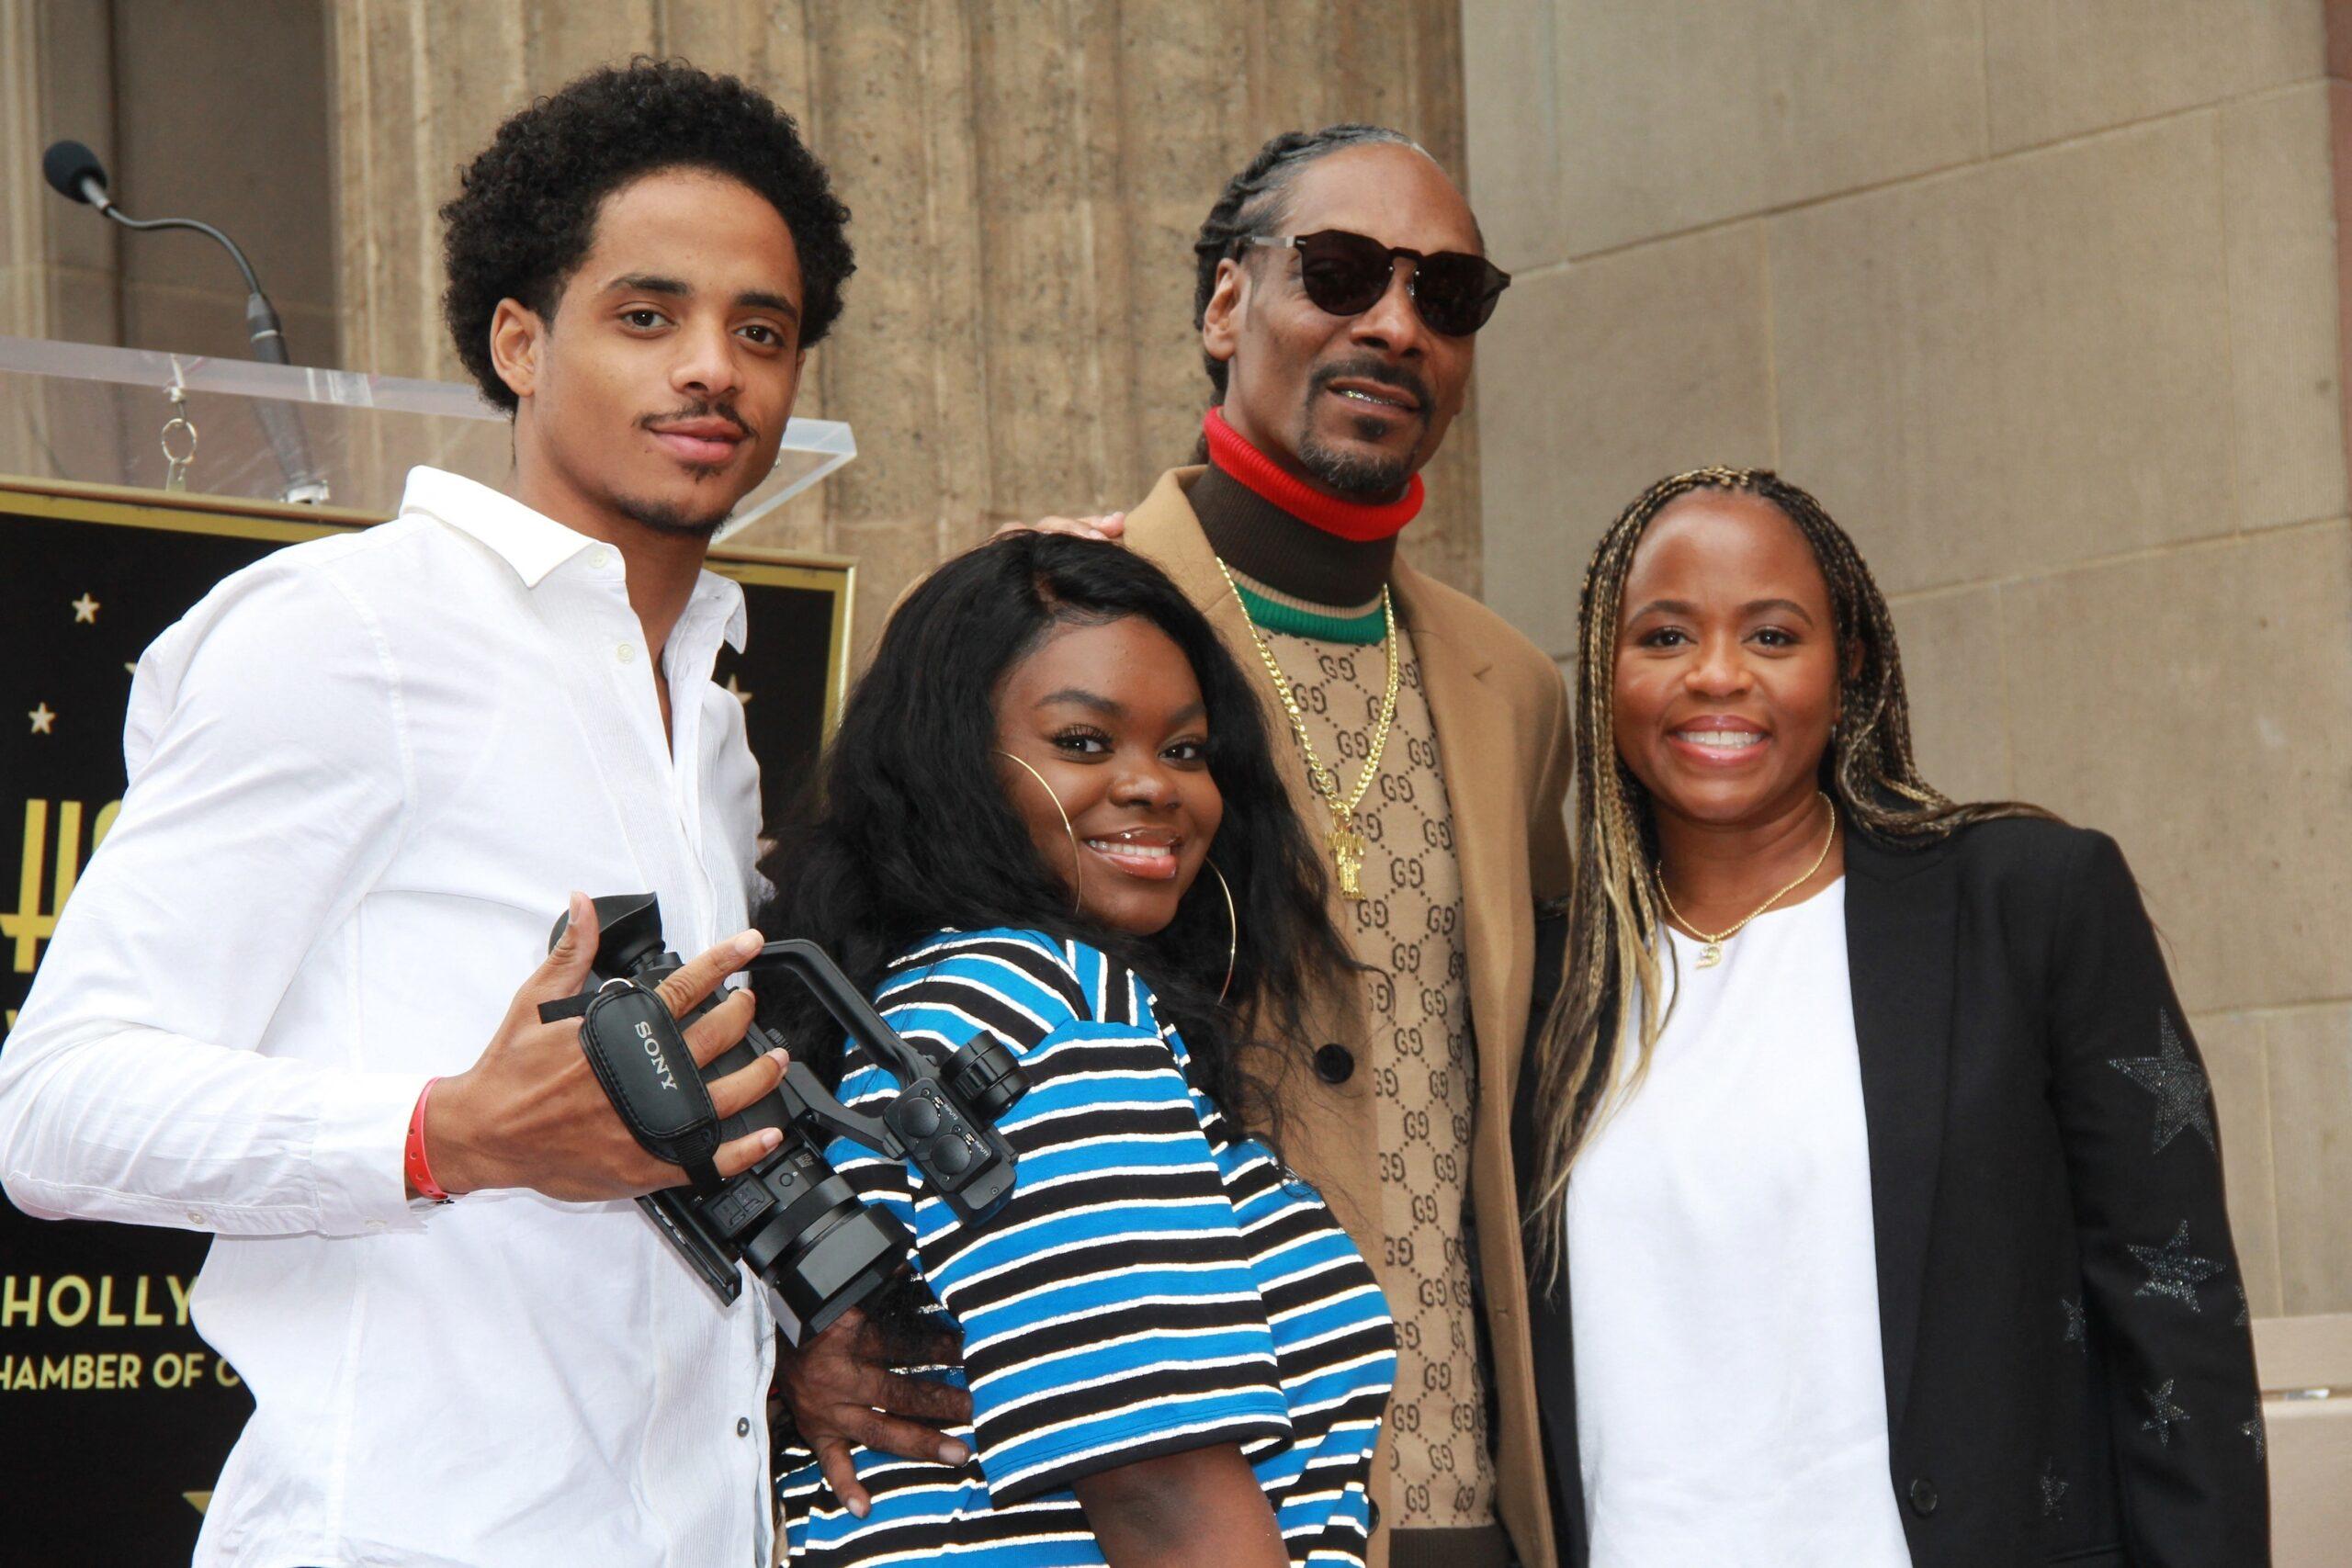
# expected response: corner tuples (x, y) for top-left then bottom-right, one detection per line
(1241, 229), (1511, 337)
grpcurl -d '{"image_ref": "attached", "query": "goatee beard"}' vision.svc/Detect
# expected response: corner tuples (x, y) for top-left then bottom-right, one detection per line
(1295, 429), (1417, 502)
(1297, 357), (1430, 501)
(619, 398), (752, 537)
(613, 490), (729, 540)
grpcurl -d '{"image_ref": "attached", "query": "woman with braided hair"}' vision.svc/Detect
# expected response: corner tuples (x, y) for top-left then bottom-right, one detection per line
(1515, 469), (2267, 1567)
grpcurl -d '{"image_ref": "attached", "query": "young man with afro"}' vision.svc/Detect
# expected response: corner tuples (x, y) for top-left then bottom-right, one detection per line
(0, 60), (852, 1566)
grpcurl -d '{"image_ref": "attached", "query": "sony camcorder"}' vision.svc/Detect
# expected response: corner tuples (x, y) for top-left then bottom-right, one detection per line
(536, 894), (1027, 1343)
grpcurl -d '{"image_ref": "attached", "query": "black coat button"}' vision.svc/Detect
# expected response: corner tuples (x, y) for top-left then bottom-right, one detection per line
(1314, 1043), (1355, 1084)
(1907, 1478), (1938, 1517)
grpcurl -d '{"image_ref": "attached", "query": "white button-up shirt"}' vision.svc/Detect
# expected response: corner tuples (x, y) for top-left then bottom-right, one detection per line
(0, 468), (776, 1567)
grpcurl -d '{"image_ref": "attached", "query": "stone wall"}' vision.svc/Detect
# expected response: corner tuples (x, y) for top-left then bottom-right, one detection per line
(325, 0), (1479, 654)
(0, 0), (337, 361)
(1467, 0), (2352, 1317)
(22, 0), (2327, 1314)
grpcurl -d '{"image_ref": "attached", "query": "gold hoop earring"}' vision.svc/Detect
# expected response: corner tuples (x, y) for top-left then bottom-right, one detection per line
(995, 750), (1083, 914)
(1208, 860), (1238, 1005)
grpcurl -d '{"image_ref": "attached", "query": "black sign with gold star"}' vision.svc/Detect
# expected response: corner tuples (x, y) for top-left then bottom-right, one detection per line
(0, 478), (850, 1558)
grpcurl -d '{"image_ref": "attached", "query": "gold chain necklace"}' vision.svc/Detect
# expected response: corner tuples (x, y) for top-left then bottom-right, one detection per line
(1213, 554), (1400, 900)
(1656, 792), (1838, 968)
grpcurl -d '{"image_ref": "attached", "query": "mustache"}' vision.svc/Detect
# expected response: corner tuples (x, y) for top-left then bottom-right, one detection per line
(637, 400), (755, 442)
(1308, 356), (1432, 414)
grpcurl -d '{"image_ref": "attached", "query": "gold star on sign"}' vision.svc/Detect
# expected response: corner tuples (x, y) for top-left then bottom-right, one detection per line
(28, 703), (56, 735)
(72, 592), (100, 623)
(724, 673), (753, 708)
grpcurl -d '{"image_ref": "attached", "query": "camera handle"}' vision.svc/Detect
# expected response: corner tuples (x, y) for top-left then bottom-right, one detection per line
(745, 940), (939, 1100)
(770, 1055), (895, 1157)
(735, 941), (979, 1168)
(747, 941), (1026, 1226)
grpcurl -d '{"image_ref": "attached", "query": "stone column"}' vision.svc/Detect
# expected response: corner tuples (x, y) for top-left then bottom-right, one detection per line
(325, 0), (1477, 649)
(1470, 0), (2352, 1319)
(0, 0), (122, 345)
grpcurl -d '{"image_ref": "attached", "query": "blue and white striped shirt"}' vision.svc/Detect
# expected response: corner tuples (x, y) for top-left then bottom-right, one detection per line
(777, 929), (1396, 1564)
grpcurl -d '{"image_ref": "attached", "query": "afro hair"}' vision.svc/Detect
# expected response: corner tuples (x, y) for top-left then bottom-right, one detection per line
(440, 58), (854, 412)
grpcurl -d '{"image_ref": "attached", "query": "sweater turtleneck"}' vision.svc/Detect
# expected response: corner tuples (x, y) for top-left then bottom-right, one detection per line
(1191, 407), (1422, 609)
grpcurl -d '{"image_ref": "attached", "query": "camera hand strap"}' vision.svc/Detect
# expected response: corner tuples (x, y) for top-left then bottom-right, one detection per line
(541, 978), (725, 1193)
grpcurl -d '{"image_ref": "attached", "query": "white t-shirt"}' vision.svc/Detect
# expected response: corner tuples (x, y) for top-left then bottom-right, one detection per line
(1564, 878), (1912, 1567)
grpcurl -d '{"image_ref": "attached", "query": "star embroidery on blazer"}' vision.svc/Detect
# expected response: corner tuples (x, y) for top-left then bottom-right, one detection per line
(2039, 1459), (2069, 1518)
(2108, 1008), (2216, 1154)
(2129, 1220), (2225, 1312)
(2141, 1380), (2190, 1447)
(2135, 1222), (2220, 1316)
(2061, 1295), (2087, 1349)
(2240, 1406), (2266, 1461)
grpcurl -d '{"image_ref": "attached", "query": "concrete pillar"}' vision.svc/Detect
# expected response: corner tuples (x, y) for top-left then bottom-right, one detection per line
(1468, 0), (2352, 1317)
(0, 0), (122, 344)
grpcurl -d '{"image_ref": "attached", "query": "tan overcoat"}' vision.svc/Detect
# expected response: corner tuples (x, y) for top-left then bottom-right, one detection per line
(1124, 468), (1573, 1568)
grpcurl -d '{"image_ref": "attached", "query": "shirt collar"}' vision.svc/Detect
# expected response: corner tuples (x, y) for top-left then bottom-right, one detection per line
(398, 467), (604, 588)
(399, 466), (748, 653)
(688, 570), (751, 655)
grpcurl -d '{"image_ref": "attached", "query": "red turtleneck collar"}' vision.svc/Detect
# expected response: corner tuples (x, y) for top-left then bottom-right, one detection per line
(1202, 407), (1423, 542)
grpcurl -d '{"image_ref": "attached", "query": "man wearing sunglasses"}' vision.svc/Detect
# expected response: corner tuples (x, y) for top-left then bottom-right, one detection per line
(781, 123), (1569, 1568)
(1152, 123), (1569, 1568)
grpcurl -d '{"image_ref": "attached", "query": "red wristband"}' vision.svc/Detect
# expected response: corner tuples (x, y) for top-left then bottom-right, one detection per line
(404, 1077), (453, 1204)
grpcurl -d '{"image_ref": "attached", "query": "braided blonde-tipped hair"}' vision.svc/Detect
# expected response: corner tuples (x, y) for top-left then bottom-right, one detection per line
(1524, 468), (2050, 1283)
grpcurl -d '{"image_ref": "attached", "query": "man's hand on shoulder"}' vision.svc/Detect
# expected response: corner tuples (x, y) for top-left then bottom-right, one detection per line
(989, 511), (1126, 545)
(423, 894), (788, 1201)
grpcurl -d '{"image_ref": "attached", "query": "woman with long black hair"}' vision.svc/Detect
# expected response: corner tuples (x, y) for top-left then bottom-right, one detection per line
(759, 531), (1394, 1566)
(1518, 468), (2267, 1567)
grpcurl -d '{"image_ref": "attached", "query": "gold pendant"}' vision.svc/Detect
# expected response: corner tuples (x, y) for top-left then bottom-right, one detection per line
(1329, 821), (1367, 901)
(1695, 941), (1724, 969)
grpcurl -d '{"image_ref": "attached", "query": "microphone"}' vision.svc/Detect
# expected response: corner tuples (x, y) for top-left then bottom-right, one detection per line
(40, 140), (110, 212)
(42, 139), (328, 503)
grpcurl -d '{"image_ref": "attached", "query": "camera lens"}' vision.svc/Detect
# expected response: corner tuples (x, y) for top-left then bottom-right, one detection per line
(740, 1177), (910, 1345)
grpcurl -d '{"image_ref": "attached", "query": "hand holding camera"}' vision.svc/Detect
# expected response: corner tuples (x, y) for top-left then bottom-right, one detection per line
(419, 892), (788, 1202)
(534, 893), (1029, 1344)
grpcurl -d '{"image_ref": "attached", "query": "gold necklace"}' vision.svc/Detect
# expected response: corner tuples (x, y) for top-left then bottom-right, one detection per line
(1656, 792), (1838, 968)
(1213, 554), (1400, 900)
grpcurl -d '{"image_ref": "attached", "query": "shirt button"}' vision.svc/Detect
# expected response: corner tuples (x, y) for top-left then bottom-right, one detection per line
(365, 1219), (386, 1233)
(591, 547), (616, 571)
(1314, 1043), (1355, 1084)
(736, 1416), (752, 1437)
(184, 1210), (205, 1226)
(616, 641), (636, 664)
(1907, 1477), (1939, 1517)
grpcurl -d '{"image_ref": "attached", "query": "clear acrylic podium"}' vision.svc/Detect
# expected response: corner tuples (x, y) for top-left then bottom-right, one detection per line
(0, 333), (854, 535)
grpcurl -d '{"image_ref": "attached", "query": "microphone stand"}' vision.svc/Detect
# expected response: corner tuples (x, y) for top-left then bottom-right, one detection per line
(66, 173), (329, 504)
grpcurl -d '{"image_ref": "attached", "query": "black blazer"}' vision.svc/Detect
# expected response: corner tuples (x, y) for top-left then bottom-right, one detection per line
(1515, 818), (2268, 1567)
